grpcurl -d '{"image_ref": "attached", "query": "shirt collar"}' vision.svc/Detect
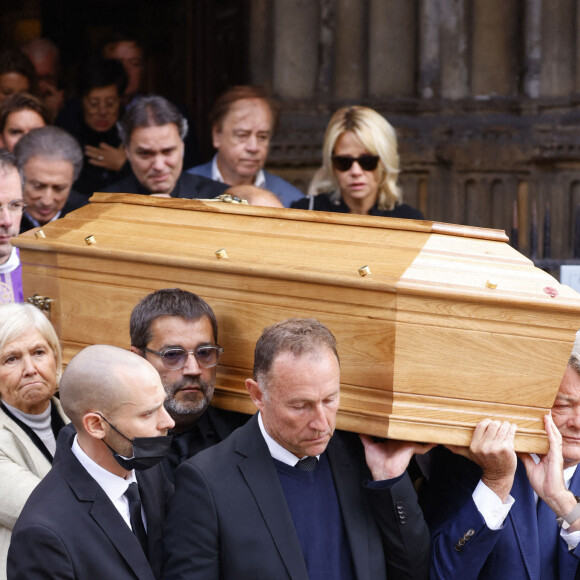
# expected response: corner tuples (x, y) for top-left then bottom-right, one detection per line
(0, 246), (19, 273)
(71, 434), (136, 500)
(257, 412), (320, 467)
(211, 154), (266, 188)
(24, 211), (62, 229)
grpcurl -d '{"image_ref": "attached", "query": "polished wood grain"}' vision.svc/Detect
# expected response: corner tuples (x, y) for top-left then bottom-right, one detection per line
(14, 193), (580, 452)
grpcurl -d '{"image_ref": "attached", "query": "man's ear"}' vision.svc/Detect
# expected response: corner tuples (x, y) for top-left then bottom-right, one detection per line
(83, 412), (106, 440)
(211, 124), (222, 150)
(130, 345), (142, 356)
(246, 378), (265, 411)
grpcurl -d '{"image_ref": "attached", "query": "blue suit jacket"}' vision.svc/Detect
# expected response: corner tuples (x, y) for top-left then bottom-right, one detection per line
(187, 158), (305, 207)
(423, 447), (580, 580)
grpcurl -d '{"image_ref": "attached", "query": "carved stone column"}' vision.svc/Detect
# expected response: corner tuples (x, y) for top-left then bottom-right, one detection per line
(471, 0), (517, 96)
(418, 0), (440, 99)
(335, 0), (365, 99)
(540, 0), (574, 97)
(248, 0), (273, 90)
(523, 0), (542, 98)
(368, 0), (417, 96)
(272, 0), (319, 98)
(439, 0), (469, 99)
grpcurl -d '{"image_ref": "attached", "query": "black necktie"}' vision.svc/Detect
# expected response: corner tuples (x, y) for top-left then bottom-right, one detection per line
(295, 456), (318, 472)
(125, 482), (148, 557)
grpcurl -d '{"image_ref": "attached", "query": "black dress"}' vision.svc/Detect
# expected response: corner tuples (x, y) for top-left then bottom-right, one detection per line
(291, 192), (424, 219)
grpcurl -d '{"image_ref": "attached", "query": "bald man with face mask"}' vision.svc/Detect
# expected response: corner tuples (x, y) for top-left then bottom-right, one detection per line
(8, 346), (174, 580)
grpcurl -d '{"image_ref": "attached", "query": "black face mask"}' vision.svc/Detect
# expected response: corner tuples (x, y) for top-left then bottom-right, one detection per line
(97, 413), (173, 471)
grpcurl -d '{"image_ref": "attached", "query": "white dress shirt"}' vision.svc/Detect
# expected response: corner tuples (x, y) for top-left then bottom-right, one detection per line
(71, 435), (145, 531)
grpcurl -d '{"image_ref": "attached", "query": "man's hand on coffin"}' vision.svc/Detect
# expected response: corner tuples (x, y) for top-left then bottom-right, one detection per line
(520, 413), (580, 530)
(359, 434), (434, 481)
(448, 419), (517, 502)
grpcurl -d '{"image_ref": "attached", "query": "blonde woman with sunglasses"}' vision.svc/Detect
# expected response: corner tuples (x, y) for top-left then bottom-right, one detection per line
(292, 106), (423, 218)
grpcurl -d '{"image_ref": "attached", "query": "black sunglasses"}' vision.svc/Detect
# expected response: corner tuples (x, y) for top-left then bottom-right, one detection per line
(331, 155), (380, 172)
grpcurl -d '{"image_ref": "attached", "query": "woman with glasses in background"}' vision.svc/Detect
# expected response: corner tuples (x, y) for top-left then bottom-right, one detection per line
(56, 58), (130, 197)
(292, 106), (423, 219)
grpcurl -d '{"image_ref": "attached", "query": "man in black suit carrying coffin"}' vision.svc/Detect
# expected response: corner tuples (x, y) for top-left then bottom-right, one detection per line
(163, 318), (431, 580)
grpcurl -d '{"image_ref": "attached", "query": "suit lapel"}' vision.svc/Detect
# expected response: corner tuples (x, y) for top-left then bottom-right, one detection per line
(327, 434), (372, 580)
(509, 461), (541, 580)
(59, 431), (155, 580)
(88, 494), (156, 580)
(236, 416), (309, 580)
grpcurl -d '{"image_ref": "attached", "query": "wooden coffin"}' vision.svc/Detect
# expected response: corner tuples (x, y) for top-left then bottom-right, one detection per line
(13, 192), (580, 452)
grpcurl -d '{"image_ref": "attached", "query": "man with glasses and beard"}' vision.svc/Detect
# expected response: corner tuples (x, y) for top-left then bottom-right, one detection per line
(130, 288), (248, 482)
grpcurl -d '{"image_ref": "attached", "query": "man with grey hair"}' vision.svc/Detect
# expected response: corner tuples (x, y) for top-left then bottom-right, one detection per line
(422, 348), (580, 579)
(163, 317), (431, 579)
(0, 150), (25, 302)
(8, 345), (174, 579)
(104, 95), (229, 198)
(14, 126), (87, 233)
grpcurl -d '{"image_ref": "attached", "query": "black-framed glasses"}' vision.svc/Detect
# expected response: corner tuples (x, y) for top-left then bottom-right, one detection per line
(144, 345), (224, 370)
(331, 155), (380, 172)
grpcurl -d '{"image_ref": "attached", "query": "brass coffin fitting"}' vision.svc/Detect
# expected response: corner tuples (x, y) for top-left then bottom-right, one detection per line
(85, 235), (97, 245)
(215, 249), (228, 259)
(35, 229), (46, 239)
(358, 265), (371, 277)
(27, 294), (53, 312)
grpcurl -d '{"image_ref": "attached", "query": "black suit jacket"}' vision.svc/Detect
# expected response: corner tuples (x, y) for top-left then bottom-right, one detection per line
(163, 414), (430, 579)
(102, 171), (229, 199)
(7, 426), (172, 579)
(163, 406), (249, 483)
(19, 190), (89, 234)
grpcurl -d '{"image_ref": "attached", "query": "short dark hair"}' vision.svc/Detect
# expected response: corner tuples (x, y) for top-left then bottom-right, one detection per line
(117, 95), (188, 146)
(253, 318), (338, 385)
(130, 288), (218, 349)
(0, 49), (38, 95)
(210, 85), (280, 134)
(15, 126), (83, 181)
(77, 58), (128, 98)
(0, 92), (49, 133)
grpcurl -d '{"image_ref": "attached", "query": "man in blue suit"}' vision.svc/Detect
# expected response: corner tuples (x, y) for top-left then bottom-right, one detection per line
(423, 354), (580, 579)
(187, 86), (304, 208)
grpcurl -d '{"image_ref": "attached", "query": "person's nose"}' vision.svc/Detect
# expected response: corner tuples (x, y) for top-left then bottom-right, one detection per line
(309, 403), (330, 433)
(151, 154), (166, 172)
(96, 102), (108, 116)
(0, 205), (13, 229)
(349, 160), (364, 176)
(158, 405), (175, 431)
(182, 350), (202, 376)
(568, 407), (580, 430)
(38, 188), (54, 207)
(245, 134), (259, 153)
(21, 353), (38, 376)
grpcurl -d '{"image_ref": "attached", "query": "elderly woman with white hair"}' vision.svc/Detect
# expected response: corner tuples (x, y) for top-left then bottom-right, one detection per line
(0, 302), (68, 578)
(292, 106), (423, 218)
